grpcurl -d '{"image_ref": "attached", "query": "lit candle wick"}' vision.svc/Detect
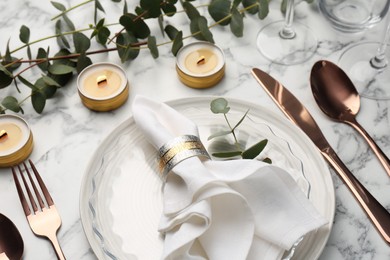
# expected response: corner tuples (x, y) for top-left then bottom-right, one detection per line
(97, 75), (108, 88)
(197, 56), (206, 65)
(0, 129), (8, 140)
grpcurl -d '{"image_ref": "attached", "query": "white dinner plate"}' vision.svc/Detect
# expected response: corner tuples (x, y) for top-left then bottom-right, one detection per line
(79, 97), (335, 260)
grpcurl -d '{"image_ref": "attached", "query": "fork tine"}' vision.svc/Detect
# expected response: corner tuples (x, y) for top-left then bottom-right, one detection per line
(11, 166), (31, 216)
(28, 159), (54, 206)
(18, 164), (39, 213)
(23, 161), (46, 209)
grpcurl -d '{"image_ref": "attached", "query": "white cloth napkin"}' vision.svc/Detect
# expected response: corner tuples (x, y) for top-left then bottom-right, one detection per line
(132, 95), (327, 260)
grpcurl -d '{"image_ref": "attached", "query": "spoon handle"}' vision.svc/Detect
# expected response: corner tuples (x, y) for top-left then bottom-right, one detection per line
(347, 118), (390, 178)
(322, 147), (390, 244)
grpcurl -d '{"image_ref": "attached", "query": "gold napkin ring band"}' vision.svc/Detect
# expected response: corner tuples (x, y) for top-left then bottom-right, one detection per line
(158, 135), (210, 179)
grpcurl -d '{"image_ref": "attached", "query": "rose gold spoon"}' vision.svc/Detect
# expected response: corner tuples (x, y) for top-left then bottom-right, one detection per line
(310, 60), (390, 178)
(0, 213), (24, 260)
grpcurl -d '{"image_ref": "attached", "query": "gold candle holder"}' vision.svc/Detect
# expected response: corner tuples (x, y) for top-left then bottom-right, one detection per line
(0, 115), (33, 167)
(77, 62), (129, 112)
(176, 42), (225, 89)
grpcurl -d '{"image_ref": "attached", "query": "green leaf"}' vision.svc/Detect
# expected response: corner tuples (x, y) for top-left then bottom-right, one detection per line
(232, 0), (242, 8)
(63, 14), (75, 31)
(95, 0), (105, 12)
(230, 8), (244, 37)
(242, 0), (258, 14)
(76, 52), (93, 74)
(42, 75), (61, 88)
(158, 16), (164, 36)
(17, 75), (38, 90)
(210, 98), (230, 114)
(51, 1), (66, 11)
(97, 26), (110, 45)
(27, 46), (32, 60)
(208, 0), (231, 26)
(37, 48), (50, 72)
(258, 0), (269, 19)
(0, 65), (13, 89)
(31, 90), (46, 114)
(111, 0), (121, 2)
(242, 139), (268, 159)
(48, 63), (74, 75)
(1, 96), (21, 113)
(35, 77), (58, 99)
(73, 32), (91, 53)
(55, 20), (70, 48)
(147, 36), (159, 59)
(116, 32), (140, 62)
(165, 25), (179, 40)
(162, 3), (176, 16)
(140, 0), (161, 18)
(262, 157), (272, 164)
(190, 16), (214, 43)
(183, 1), (200, 20)
(212, 151), (242, 158)
(207, 130), (232, 140)
(171, 31), (183, 56)
(232, 109), (249, 131)
(120, 13), (151, 39)
(19, 25), (30, 44)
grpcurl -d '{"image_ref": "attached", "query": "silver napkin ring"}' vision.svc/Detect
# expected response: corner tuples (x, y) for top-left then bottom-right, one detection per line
(158, 135), (210, 180)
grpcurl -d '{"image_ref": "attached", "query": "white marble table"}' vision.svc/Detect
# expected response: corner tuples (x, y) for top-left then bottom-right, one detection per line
(0, 0), (389, 259)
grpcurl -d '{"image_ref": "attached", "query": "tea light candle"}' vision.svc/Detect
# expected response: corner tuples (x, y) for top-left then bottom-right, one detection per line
(176, 42), (225, 88)
(0, 115), (33, 167)
(77, 62), (129, 111)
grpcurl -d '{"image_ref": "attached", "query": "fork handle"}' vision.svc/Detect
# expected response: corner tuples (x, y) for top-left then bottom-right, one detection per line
(48, 234), (66, 260)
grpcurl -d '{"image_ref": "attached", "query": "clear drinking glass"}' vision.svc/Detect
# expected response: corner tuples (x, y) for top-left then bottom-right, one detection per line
(256, 0), (317, 65)
(318, 0), (389, 33)
(338, 13), (390, 99)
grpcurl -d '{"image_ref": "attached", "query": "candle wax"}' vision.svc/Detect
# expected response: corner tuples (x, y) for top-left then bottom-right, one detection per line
(83, 70), (122, 98)
(0, 123), (23, 152)
(185, 48), (218, 74)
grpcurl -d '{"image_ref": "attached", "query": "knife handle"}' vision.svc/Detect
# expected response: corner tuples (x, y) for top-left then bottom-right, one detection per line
(322, 147), (390, 245)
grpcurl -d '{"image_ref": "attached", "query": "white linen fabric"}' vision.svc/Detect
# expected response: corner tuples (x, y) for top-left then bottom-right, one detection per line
(132, 95), (327, 260)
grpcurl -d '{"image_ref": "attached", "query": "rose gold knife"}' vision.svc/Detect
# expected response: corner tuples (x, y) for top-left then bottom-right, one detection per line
(251, 67), (390, 245)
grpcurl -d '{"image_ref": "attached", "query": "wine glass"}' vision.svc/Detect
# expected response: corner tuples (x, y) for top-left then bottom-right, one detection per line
(338, 13), (390, 100)
(256, 0), (317, 65)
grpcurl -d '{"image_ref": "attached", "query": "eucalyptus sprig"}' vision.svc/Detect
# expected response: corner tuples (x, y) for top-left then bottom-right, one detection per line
(0, 0), (313, 115)
(208, 98), (271, 163)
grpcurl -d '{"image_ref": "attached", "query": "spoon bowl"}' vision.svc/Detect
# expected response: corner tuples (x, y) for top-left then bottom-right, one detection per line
(0, 213), (24, 260)
(310, 60), (390, 177)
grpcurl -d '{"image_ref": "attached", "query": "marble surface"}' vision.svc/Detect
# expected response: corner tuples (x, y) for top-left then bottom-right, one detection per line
(0, 0), (390, 259)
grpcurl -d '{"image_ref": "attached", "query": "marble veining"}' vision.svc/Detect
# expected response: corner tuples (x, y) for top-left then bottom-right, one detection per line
(1, 0), (390, 259)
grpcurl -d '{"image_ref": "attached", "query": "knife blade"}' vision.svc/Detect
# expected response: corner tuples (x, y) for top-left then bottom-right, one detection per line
(251, 67), (390, 245)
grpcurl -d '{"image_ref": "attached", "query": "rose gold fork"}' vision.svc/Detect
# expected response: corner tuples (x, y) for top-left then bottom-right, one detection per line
(12, 159), (65, 260)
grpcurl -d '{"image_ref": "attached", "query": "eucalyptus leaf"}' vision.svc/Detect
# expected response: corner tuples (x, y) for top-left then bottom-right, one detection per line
(1, 96), (21, 113)
(165, 25), (179, 40)
(31, 90), (46, 114)
(120, 13), (151, 39)
(212, 151), (242, 158)
(51, 1), (66, 11)
(95, 0), (105, 12)
(140, 0), (161, 18)
(210, 98), (230, 114)
(42, 75), (61, 88)
(63, 13), (75, 31)
(232, 109), (249, 131)
(262, 157), (272, 164)
(182, 1), (200, 20)
(208, 0), (231, 26)
(27, 46), (32, 60)
(116, 32), (140, 62)
(55, 20), (70, 48)
(190, 16), (214, 43)
(48, 63), (74, 75)
(242, 0), (259, 14)
(97, 26), (110, 45)
(230, 8), (244, 37)
(73, 32), (91, 53)
(242, 139), (268, 159)
(19, 25), (30, 44)
(171, 31), (183, 56)
(35, 77), (58, 99)
(147, 36), (159, 59)
(18, 75), (38, 90)
(162, 3), (176, 16)
(76, 52), (92, 74)
(258, 0), (269, 19)
(0, 65), (13, 89)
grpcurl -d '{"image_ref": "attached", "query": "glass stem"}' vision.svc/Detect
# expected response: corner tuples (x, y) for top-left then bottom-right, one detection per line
(370, 16), (390, 69)
(279, 0), (296, 39)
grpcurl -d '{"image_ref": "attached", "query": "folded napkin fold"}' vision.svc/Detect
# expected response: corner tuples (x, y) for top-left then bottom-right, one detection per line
(132, 95), (327, 260)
